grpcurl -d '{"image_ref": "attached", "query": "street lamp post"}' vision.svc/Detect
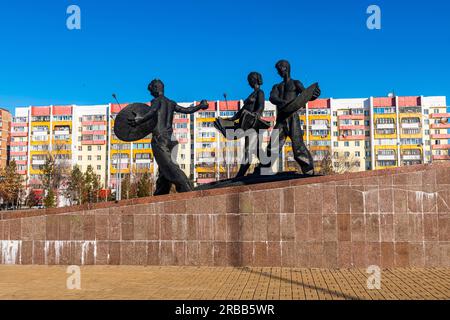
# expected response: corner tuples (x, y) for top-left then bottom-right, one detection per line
(117, 143), (122, 201)
(110, 114), (121, 202)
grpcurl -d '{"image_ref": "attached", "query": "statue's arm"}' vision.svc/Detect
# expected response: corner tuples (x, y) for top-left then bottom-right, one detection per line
(129, 101), (160, 127)
(175, 100), (209, 114)
(269, 84), (287, 107)
(255, 90), (266, 114)
(294, 80), (306, 95)
(229, 108), (243, 121)
(140, 101), (160, 122)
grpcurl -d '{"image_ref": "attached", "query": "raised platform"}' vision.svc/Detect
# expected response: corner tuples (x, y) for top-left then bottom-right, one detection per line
(194, 172), (315, 191)
(0, 163), (449, 268)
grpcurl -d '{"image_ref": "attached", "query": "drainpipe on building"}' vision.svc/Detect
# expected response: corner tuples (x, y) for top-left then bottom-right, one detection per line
(420, 96), (427, 164)
(369, 97), (375, 170)
(216, 100), (220, 181)
(106, 104), (111, 194)
(27, 106), (31, 189)
(395, 96), (401, 167)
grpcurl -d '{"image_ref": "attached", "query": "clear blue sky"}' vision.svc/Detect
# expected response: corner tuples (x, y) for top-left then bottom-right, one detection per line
(0, 0), (449, 111)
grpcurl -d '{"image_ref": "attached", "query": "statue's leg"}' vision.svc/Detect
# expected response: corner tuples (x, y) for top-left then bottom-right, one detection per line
(154, 171), (172, 196)
(236, 136), (250, 177)
(152, 139), (193, 194)
(289, 118), (314, 175)
(258, 122), (286, 173)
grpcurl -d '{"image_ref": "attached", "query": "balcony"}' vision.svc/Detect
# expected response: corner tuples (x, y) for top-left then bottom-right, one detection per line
(32, 160), (46, 166)
(339, 125), (365, 130)
(310, 124), (329, 131)
(11, 141), (28, 147)
(82, 130), (107, 135)
(32, 131), (49, 136)
(432, 144), (450, 150)
(430, 134), (450, 139)
(11, 151), (28, 157)
(401, 123), (420, 129)
(11, 122), (28, 127)
(135, 159), (152, 164)
(81, 120), (106, 126)
(432, 155), (450, 160)
(11, 131), (28, 137)
(81, 140), (106, 145)
(402, 155), (422, 161)
(339, 135), (365, 141)
(376, 123), (395, 129)
(338, 115), (365, 121)
(54, 130), (71, 135)
(430, 123), (450, 129)
(430, 113), (450, 119)
(377, 155), (396, 161)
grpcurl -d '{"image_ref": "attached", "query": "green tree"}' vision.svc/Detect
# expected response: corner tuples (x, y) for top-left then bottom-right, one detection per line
(121, 174), (134, 200)
(44, 188), (56, 208)
(41, 154), (56, 191)
(65, 166), (84, 205)
(137, 172), (152, 197)
(82, 165), (101, 204)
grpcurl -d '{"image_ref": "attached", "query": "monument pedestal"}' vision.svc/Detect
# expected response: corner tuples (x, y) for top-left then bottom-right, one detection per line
(1, 163), (449, 267)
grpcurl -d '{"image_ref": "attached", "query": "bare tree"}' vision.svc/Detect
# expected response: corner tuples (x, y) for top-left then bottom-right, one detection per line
(332, 151), (361, 174)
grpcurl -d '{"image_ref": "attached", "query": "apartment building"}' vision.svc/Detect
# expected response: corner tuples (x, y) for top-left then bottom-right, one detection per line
(72, 105), (109, 186)
(9, 95), (449, 195)
(0, 108), (12, 169)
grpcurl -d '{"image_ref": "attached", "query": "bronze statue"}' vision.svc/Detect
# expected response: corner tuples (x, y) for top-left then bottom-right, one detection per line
(258, 60), (321, 175)
(123, 79), (208, 195)
(226, 72), (268, 177)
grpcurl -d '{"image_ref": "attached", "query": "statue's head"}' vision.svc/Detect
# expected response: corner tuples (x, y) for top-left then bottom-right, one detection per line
(275, 60), (291, 78)
(148, 79), (164, 98)
(247, 72), (263, 89)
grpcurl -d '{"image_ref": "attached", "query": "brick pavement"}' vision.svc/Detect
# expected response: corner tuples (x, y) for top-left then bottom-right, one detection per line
(0, 266), (448, 300)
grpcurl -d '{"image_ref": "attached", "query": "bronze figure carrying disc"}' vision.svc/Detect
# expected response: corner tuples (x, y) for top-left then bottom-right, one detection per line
(114, 103), (155, 142)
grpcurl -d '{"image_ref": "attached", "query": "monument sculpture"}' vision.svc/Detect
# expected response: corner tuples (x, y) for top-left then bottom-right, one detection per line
(114, 60), (321, 194)
(256, 60), (321, 175)
(114, 79), (208, 195)
(214, 72), (270, 177)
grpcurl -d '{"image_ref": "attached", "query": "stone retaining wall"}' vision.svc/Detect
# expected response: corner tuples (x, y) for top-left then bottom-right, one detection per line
(1, 163), (449, 268)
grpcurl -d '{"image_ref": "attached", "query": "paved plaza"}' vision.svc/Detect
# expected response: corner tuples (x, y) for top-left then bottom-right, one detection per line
(0, 266), (449, 300)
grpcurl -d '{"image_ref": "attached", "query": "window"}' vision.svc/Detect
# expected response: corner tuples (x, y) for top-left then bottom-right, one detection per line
(98, 146), (102, 151)
(344, 142), (349, 147)
(97, 155), (101, 161)
(88, 146), (92, 151)
(355, 151), (361, 157)
(333, 142), (338, 147)
(344, 152), (350, 157)
(88, 156), (92, 161)
(78, 156), (82, 161)
(97, 165), (101, 170)
(78, 146), (82, 151)
(355, 141), (360, 147)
